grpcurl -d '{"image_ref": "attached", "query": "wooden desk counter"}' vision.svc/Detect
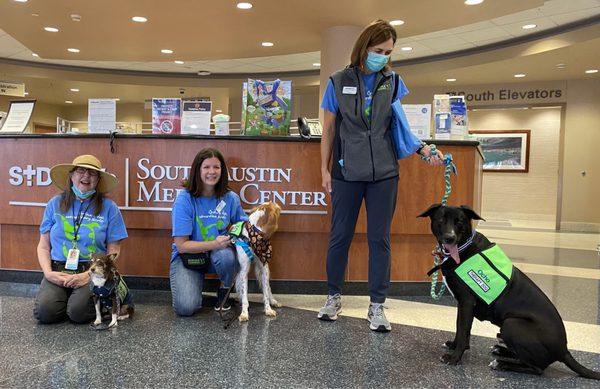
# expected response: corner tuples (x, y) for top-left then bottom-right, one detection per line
(0, 134), (482, 286)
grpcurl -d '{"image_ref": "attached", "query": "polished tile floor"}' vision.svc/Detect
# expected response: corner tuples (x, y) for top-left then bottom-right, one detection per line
(1, 228), (599, 388)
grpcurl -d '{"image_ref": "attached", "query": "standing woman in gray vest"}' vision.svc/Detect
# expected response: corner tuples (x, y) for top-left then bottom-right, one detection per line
(317, 20), (444, 332)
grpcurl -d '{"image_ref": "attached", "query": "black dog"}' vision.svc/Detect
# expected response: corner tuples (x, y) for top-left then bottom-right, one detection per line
(418, 204), (600, 379)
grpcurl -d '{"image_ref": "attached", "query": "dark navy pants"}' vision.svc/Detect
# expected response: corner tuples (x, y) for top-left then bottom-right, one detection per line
(326, 176), (399, 303)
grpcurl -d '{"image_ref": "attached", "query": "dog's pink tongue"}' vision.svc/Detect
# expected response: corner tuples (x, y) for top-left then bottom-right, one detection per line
(444, 244), (460, 264)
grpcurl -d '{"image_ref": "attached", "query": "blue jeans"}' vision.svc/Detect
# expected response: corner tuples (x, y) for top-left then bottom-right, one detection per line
(170, 246), (238, 316)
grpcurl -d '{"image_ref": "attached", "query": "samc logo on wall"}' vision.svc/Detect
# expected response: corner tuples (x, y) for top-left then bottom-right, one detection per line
(7, 158), (328, 215)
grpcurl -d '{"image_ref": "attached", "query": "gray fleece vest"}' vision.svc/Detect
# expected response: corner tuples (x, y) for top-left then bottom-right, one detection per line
(330, 67), (398, 182)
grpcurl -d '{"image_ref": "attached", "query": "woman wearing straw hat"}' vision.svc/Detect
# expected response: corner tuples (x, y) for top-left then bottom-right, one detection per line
(34, 154), (128, 324)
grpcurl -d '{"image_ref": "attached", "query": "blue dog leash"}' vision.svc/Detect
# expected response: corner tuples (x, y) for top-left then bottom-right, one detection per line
(422, 144), (458, 300)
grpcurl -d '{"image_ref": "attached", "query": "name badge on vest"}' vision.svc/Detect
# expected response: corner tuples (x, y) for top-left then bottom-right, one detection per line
(65, 248), (80, 270)
(342, 86), (357, 95)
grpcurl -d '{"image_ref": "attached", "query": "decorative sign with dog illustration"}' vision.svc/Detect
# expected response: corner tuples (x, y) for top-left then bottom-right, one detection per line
(241, 79), (292, 136)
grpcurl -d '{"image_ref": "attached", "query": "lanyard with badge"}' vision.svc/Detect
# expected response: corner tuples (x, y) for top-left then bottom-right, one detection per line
(65, 200), (93, 271)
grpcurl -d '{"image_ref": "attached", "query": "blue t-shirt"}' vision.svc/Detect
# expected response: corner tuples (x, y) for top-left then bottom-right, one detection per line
(171, 190), (248, 262)
(321, 72), (409, 122)
(40, 195), (128, 262)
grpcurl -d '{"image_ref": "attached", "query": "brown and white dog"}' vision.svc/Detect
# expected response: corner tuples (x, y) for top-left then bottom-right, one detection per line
(89, 253), (134, 330)
(232, 201), (281, 322)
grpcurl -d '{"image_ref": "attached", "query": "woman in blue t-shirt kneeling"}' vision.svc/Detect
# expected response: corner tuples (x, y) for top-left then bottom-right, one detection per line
(170, 148), (248, 316)
(35, 154), (128, 324)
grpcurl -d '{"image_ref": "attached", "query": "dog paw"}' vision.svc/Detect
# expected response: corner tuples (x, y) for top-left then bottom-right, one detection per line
(93, 319), (102, 326)
(444, 340), (456, 349)
(441, 353), (462, 365)
(265, 308), (277, 317)
(239, 312), (249, 322)
(270, 299), (282, 308)
(107, 321), (118, 329)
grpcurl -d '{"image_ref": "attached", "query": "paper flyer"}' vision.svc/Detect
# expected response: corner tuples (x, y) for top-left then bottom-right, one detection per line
(88, 99), (116, 133)
(182, 101), (212, 135)
(152, 98), (181, 134)
(403, 104), (432, 140)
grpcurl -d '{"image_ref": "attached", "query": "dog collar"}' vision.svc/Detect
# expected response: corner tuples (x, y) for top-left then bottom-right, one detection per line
(439, 229), (477, 259)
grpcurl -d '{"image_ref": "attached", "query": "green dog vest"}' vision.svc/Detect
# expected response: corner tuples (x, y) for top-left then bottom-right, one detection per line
(454, 244), (513, 305)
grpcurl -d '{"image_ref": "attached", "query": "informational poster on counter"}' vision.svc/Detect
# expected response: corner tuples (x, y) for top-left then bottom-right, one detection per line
(181, 100), (212, 135)
(152, 98), (181, 134)
(0, 100), (35, 133)
(88, 99), (116, 133)
(403, 104), (431, 140)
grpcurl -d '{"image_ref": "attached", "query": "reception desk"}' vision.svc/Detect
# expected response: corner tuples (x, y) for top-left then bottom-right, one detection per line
(0, 134), (482, 292)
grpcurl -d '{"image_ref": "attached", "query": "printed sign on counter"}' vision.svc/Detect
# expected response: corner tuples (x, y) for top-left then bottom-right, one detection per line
(403, 104), (431, 140)
(152, 98), (181, 134)
(88, 99), (117, 133)
(181, 101), (212, 135)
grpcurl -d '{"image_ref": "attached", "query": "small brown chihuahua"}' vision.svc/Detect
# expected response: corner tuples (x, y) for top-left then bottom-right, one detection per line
(89, 253), (134, 330)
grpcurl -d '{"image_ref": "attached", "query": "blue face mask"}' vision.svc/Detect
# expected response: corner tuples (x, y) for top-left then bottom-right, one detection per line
(365, 51), (389, 72)
(72, 185), (96, 200)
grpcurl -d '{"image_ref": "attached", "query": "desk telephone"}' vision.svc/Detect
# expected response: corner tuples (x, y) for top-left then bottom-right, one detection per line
(298, 117), (322, 139)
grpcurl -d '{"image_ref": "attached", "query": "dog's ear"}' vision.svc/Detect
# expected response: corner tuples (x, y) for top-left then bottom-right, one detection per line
(459, 205), (485, 221)
(417, 203), (442, 218)
(107, 253), (119, 263)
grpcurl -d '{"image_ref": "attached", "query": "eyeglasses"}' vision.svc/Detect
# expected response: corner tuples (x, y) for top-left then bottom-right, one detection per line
(73, 167), (99, 177)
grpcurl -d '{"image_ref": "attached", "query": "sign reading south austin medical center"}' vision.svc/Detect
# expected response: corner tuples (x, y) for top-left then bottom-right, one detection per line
(7, 157), (328, 215)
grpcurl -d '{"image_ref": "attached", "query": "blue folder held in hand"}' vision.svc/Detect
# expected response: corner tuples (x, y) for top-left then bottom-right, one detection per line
(391, 99), (422, 160)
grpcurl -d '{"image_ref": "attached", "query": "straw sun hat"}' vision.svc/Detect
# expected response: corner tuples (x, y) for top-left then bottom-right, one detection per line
(50, 154), (119, 194)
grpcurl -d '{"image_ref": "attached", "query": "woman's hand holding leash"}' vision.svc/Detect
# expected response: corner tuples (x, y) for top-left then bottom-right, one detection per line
(420, 144), (445, 166)
(45, 271), (70, 287)
(64, 271), (90, 289)
(212, 235), (232, 250)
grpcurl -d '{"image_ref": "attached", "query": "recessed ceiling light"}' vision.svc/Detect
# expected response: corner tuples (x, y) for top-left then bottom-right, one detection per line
(65, 100), (73, 104)
(522, 24), (537, 30)
(197, 70), (211, 76)
(70, 14), (81, 22)
(70, 88), (79, 92)
(313, 62), (321, 67)
(555, 63), (566, 69)
(44, 27), (59, 32)
(585, 69), (598, 74)
(390, 20), (405, 26)
(401, 46), (413, 51)
(237, 2), (253, 9)
(131, 16), (148, 23)
(24, 92), (29, 96)
(31, 53), (39, 57)
(514, 73), (526, 78)
(446, 78), (457, 82)
(14, 0), (29, 3)
(67, 48), (80, 53)
(31, 13), (39, 17)
(261, 41), (274, 47)
(464, 0), (484, 5)
(174, 60), (184, 64)
(215, 109), (223, 113)
(161, 49), (173, 54)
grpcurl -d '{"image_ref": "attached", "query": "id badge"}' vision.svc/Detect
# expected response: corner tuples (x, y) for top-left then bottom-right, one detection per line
(216, 200), (226, 213)
(65, 248), (80, 271)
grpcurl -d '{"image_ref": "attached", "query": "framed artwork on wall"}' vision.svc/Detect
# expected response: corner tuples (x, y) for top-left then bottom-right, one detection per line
(469, 129), (530, 172)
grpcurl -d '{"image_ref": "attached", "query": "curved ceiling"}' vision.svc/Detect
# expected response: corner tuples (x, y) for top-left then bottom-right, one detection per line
(0, 0), (545, 60)
(0, 0), (598, 74)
